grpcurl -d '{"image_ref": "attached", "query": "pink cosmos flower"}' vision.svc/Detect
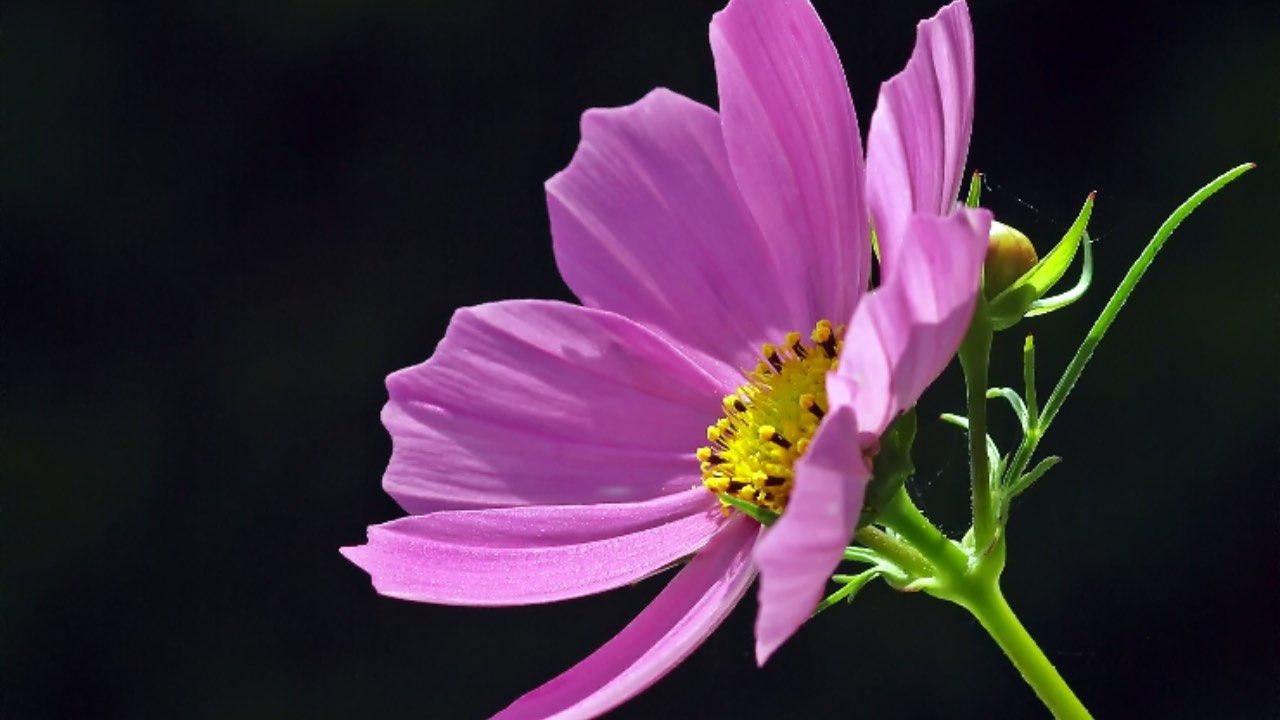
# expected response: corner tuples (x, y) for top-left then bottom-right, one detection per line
(343, 0), (990, 716)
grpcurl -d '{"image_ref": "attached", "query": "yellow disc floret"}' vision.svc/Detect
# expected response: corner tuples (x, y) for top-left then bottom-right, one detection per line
(699, 320), (843, 514)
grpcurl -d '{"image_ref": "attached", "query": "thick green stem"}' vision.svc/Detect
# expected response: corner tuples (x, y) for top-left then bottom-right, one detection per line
(877, 488), (969, 575)
(958, 583), (1093, 719)
(959, 310), (997, 552)
(886, 494), (1090, 718)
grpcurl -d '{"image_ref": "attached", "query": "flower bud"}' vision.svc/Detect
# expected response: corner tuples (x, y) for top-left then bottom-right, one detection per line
(983, 221), (1038, 298)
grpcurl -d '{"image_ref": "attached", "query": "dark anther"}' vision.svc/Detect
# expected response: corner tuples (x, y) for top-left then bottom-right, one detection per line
(766, 349), (783, 372)
(819, 337), (838, 358)
(768, 433), (792, 449)
(764, 475), (786, 487)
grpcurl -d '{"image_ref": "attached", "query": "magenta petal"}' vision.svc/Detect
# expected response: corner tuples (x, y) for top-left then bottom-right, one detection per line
(752, 404), (867, 664)
(492, 518), (758, 720)
(383, 300), (728, 514)
(710, 0), (871, 326)
(832, 208), (992, 439)
(865, 0), (976, 276)
(549, 88), (805, 374)
(340, 489), (722, 606)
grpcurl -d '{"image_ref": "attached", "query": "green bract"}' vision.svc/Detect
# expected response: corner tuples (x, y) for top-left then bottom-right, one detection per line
(859, 410), (917, 527)
(986, 193), (1095, 329)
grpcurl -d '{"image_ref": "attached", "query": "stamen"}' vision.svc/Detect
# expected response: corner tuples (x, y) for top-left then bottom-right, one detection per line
(762, 343), (783, 372)
(799, 393), (825, 419)
(786, 331), (808, 358)
(758, 425), (792, 449)
(698, 320), (844, 515)
(696, 447), (726, 465)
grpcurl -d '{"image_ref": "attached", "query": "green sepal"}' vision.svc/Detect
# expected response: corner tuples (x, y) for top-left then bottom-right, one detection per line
(1026, 230), (1093, 317)
(966, 171), (983, 208)
(718, 493), (779, 526)
(987, 193), (1096, 330)
(858, 410), (917, 528)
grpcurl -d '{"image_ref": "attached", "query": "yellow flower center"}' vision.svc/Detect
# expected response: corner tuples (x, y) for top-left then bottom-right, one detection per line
(698, 320), (843, 514)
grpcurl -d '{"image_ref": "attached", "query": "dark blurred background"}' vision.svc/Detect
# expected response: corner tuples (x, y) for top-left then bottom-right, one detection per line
(6, 0), (1278, 717)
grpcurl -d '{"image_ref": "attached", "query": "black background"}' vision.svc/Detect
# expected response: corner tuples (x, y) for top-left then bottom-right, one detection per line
(7, 1), (1278, 718)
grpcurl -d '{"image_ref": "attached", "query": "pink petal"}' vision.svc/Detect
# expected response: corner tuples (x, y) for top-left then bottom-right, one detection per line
(340, 489), (722, 606)
(751, 404), (868, 664)
(710, 0), (871, 327)
(831, 208), (992, 440)
(548, 88), (806, 375)
(865, 0), (976, 276)
(383, 300), (729, 513)
(492, 518), (758, 720)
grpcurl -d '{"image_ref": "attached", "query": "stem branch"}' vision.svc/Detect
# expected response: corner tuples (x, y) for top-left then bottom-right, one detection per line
(1002, 163), (1254, 487)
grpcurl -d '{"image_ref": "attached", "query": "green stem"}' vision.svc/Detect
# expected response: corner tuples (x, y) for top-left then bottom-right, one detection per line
(1001, 162), (1255, 487)
(877, 488), (969, 575)
(878, 488), (1085, 716)
(959, 310), (997, 551)
(958, 583), (1093, 719)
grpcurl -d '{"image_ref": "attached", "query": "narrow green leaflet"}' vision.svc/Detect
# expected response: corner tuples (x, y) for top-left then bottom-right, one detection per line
(814, 568), (881, 615)
(940, 413), (1002, 487)
(1004, 455), (1063, 503)
(1022, 335), (1040, 429)
(842, 546), (882, 565)
(986, 387), (1029, 433)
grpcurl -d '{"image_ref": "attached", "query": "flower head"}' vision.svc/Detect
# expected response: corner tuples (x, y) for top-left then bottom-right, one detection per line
(343, 0), (991, 716)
